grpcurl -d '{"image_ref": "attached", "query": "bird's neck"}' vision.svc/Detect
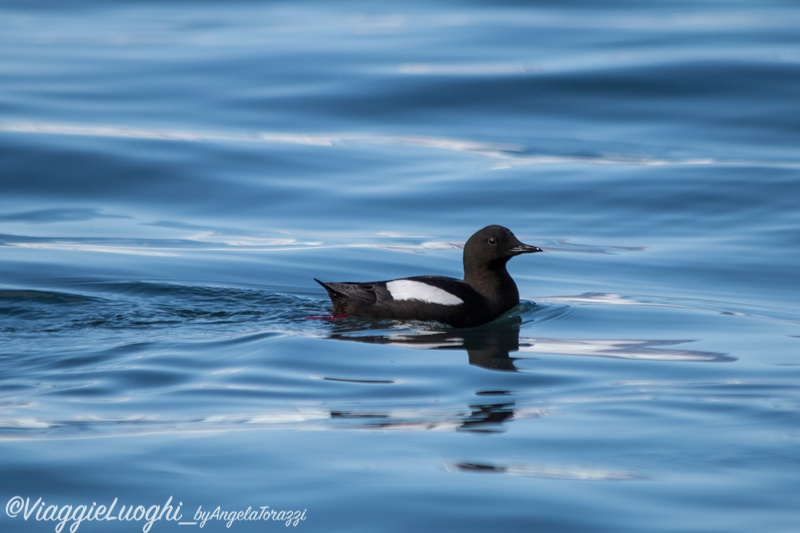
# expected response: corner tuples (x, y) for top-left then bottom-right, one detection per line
(464, 263), (519, 306)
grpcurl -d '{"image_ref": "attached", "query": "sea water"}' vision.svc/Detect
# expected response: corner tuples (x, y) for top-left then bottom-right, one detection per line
(1, 1), (799, 532)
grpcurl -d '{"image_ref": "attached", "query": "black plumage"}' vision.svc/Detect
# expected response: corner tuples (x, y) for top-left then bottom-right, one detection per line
(316, 225), (542, 328)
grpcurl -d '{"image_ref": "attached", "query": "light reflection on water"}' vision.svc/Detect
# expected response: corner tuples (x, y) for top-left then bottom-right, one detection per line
(2, 286), (764, 444)
(3, 0), (800, 531)
(5, 121), (800, 169)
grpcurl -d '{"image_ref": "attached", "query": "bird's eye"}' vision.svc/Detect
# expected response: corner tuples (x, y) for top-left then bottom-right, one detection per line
(488, 237), (497, 246)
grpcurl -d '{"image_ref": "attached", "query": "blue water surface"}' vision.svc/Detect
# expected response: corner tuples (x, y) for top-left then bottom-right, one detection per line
(2, 1), (799, 532)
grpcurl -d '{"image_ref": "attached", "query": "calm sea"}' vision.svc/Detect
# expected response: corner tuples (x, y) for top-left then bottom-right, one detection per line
(2, 1), (799, 532)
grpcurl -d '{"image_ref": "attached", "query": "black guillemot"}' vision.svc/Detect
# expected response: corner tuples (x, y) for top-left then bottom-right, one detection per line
(315, 225), (542, 328)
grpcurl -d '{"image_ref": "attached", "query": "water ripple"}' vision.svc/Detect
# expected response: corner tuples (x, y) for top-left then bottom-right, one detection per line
(4, 121), (799, 169)
(540, 292), (800, 324)
(444, 461), (647, 481)
(517, 338), (733, 363)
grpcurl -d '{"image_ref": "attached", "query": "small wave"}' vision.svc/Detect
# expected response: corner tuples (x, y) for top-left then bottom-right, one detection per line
(0, 401), (546, 440)
(1, 281), (327, 340)
(0, 230), (465, 256)
(3, 121), (799, 169)
(0, 289), (88, 304)
(517, 337), (733, 362)
(519, 300), (578, 326)
(0, 208), (128, 224)
(444, 461), (646, 481)
(539, 292), (800, 324)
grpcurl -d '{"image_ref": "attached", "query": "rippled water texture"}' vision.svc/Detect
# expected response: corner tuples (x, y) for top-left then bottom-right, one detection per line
(2, 2), (799, 532)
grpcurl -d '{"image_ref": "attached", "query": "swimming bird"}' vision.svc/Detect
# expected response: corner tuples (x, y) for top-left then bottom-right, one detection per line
(315, 225), (542, 328)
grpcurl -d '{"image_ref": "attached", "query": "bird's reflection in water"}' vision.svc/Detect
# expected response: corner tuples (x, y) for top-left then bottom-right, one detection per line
(322, 316), (525, 432)
(327, 315), (524, 371)
(328, 399), (524, 434)
(325, 313), (735, 369)
(320, 310), (734, 432)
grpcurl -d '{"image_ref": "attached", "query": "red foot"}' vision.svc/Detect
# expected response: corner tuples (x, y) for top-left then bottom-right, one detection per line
(305, 313), (349, 321)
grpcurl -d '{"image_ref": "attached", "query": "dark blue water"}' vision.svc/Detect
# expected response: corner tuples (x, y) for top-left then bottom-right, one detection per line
(2, 1), (800, 532)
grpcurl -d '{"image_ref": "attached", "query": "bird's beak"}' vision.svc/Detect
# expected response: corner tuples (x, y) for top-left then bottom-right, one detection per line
(510, 243), (543, 254)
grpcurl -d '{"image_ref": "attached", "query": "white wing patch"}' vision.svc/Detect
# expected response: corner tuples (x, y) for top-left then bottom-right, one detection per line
(386, 280), (463, 306)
